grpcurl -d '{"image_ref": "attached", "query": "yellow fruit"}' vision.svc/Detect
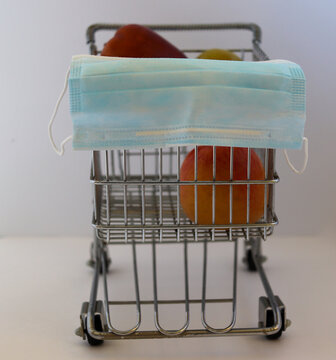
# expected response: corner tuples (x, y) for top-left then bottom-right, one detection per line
(197, 49), (241, 61)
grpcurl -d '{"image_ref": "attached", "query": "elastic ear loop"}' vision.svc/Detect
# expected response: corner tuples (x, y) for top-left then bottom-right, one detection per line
(48, 67), (72, 156)
(284, 137), (308, 174)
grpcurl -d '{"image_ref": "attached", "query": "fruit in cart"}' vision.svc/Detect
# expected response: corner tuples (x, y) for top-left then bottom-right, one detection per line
(180, 146), (266, 225)
(197, 49), (241, 61)
(101, 24), (187, 58)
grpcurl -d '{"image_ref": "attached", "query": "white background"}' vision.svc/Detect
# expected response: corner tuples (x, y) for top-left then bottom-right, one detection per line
(1, 0), (335, 237)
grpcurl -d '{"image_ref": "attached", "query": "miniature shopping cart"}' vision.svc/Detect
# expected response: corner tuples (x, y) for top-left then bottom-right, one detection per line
(75, 23), (291, 346)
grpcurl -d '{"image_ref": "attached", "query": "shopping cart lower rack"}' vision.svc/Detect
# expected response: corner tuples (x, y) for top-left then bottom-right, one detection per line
(75, 23), (291, 346)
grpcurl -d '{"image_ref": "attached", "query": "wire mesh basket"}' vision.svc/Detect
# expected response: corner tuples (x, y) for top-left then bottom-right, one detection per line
(75, 23), (290, 346)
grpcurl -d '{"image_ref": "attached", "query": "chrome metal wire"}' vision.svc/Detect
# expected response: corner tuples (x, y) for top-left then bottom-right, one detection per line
(194, 145), (198, 242)
(151, 237), (190, 336)
(246, 148), (251, 241)
(264, 149), (269, 240)
(201, 239), (238, 333)
(93, 147), (277, 245)
(102, 240), (141, 336)
(212, 146), (216, 241)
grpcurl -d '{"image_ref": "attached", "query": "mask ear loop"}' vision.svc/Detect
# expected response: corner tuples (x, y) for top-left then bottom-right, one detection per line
(48, 67), (72, 156)
(283, 137), (308, 174)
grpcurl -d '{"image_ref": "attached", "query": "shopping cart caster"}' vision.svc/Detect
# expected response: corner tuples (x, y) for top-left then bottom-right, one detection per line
(87, 242), (111, 274)
(246, 249), (257, 271)
(85, 315), (104, 346)
(258, 296), (291, 340)
(75, 301), (106, 346)
(243, 249), (267, 272)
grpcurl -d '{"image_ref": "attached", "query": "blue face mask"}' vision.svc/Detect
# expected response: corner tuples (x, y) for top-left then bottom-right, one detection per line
(66, 55), (305, 151)
(49, 55), (307, 172)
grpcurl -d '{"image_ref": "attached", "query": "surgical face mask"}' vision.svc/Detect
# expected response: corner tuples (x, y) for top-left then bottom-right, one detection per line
(49, 55), (308, 173)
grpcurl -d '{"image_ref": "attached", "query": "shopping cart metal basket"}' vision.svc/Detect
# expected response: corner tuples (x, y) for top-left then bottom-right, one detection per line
(75, 23), (290, 346)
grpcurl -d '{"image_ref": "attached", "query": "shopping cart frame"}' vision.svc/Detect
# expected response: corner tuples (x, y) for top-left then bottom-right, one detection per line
(75, 23), (290, 345)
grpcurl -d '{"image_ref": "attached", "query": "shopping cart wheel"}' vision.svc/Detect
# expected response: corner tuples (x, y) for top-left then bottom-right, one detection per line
(265, 310), (283, 340)
(85, 315), (104, 346)
(259, 296), (287, 340)
(246, 249), (257, 271)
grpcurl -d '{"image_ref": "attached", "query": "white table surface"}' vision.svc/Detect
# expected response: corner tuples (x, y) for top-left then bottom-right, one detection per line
(0, 233), (335, 359)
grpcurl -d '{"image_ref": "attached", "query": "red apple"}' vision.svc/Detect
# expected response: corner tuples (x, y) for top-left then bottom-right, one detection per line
(101, 24), (187, 58)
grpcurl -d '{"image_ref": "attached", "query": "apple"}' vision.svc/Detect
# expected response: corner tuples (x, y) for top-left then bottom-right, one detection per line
(180, 146), (266, 225)
(101, 24), (187, 58)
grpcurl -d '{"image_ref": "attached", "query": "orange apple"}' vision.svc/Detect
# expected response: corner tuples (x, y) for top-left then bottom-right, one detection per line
(180, 146), (266, 225)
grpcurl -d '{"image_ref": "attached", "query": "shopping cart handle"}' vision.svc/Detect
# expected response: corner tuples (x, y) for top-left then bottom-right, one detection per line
(86, 22), (262, 56)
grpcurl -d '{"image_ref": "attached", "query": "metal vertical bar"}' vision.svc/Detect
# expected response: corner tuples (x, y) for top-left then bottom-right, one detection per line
(263, 149), (269, 240)
(167, 181), (176, 229)
(232, 239), (238, 323)
(229, 147), (234, 241)
(123, 150), (128, 243)
(201, 239), (238, 333)
(91, 152), (98, 224)
(240, 48), (245, 61)
(127, 150), (131, 178)
(102, 237), (141, 335)
(212, 146), (216, 241)
(117, 150), (123, 179)
(154, 148), (159, 177)
(201, 237), (208, 316)
(159, 148), (163, 242)
(105, 150), (109, 180)
(151, 147), (190, 335)
(141, 149), (145, 243)
(152, 231), (190, 335)
(268, 149), (276, 220)
(246, 148), (251, 241)
(194, 146), (198, 241)
(152, 236), (159, 321)
(92, 151), (102, 239)
(272, 149), (276, 220)
(183, 237), (190, 328)
(169, 147), (173, 176)
(131, 238), (141, 326)
(177, 146), (181, 242)
(110, 150), (115, 177)
(86, 244), (102, 340)
(105, 151), (110, 243)
(91, 151), (95, 179)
